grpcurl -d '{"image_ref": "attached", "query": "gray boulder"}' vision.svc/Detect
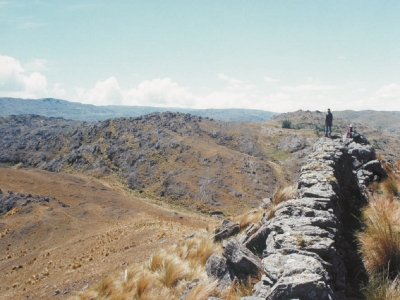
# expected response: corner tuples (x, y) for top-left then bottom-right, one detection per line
(266, 273), (334, 300)
(224, 239), (262, 276)
(214, 219), (240, 242)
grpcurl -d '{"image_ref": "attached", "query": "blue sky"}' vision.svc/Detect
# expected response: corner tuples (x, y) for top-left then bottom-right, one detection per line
(1, 0), (400, 112)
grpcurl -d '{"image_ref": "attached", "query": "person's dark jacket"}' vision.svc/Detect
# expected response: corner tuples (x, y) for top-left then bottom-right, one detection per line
(325, 112), (333, 126)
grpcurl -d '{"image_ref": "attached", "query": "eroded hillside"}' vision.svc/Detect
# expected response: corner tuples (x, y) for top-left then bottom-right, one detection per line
(0, 113), (315, 215)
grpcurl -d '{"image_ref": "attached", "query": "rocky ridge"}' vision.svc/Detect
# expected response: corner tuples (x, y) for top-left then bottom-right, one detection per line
(0, 190), (69, 215)
(0, 113), (303, 214)
(205, 135), (386, 299)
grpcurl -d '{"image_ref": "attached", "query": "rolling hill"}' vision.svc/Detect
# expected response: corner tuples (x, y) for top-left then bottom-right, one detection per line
(1, 107), (399, 299)
(0, 97), (277, 122)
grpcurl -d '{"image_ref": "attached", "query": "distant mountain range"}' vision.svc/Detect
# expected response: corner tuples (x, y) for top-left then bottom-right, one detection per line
(0, 97), (278, 122)
(2, 97), (399, 135)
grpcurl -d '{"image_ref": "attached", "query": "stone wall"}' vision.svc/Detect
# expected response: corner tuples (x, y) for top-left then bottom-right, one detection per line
(206, 136), (387, 300)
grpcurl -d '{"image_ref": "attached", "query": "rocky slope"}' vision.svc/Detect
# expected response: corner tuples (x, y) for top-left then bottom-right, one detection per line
(0, 113), (307, 215)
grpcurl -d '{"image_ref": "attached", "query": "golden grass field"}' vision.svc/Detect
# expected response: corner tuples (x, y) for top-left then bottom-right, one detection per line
(0, 168), (218, 299)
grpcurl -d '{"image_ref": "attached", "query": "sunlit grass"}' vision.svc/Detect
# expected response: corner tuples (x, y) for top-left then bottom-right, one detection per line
(362, 274), (400, 300)
(237, 208), (264, 231)
(358, 196), (400, 277)
(266, 184), (297, 220)
(73, 231), (225, 299)
(358, 162), (400, 299)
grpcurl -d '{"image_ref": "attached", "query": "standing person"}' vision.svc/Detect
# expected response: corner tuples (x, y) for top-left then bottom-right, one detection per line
(325, 108), (333, 137)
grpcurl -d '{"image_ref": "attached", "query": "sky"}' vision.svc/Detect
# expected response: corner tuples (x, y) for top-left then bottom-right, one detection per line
(1, 0), (400, 113)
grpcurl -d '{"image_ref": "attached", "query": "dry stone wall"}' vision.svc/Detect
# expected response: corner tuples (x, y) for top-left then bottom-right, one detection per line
(206, 136), (387, 300)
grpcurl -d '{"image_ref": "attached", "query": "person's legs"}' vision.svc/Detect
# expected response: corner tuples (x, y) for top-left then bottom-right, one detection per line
(328, 126), (332, 137)
(325, 126), (329, 137)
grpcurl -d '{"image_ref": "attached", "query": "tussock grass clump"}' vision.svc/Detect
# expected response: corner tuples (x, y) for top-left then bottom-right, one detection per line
(358, 196), (400, 277)
(185, 279), (219, 300)
(220, 278), (258, 300)
(382, 178), (399, 197)
(148, 249), (166, 272)
(158, 256), (189, 288)
(73, 232), (222, 299)
(236, 208), (264, 231)
(272, 185), (297, 206)
(362, 274), (400, 300)
(358, 160), (400, 298)
(135, 269), (152, 297)
(266, 184), (297, 220)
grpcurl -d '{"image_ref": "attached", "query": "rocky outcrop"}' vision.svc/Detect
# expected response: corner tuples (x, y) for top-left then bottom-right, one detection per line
(206, 136), (386, 299)
(0, 114), (280, 211)
(214, 220), (240, 241)
(0, 191), (68, 215)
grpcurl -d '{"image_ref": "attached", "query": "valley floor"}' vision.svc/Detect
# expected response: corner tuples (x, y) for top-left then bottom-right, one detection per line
(0, 168), (214, 299)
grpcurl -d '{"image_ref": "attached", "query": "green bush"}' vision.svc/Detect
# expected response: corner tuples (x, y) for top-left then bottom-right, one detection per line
(281, 120), (292, 129)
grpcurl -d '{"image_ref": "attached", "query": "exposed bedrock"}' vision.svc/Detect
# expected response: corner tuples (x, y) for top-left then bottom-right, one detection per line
(206, 136), (386, 299)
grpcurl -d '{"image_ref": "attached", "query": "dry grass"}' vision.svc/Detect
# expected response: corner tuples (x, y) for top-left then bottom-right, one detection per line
(71, 229), (260, 300)
(220, 278), (257, 300)
(358, 196), (400, 277)
(265, 184), (297, 220)
(185, 279), (219, 300)
(362, 274), (400, 300)
(73, 232), (222, 299)
(272, 185), (297, 206)
(382, 178), (399, 197)
(135, 270), (152, 297)
(358, 160), (400, 298)
(158, 256), (190, 288)
(235, 208), (264, 231)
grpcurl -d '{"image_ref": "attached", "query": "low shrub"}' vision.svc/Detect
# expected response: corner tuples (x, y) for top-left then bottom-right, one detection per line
(281, 120), (292, 129)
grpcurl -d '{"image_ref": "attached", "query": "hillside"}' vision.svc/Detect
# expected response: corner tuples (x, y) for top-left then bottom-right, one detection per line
(1, 113), (316, 215)
(0, 168), (213, 299)
(1, 110), (399, 299)
(268, 110), (400, 162)
(0, 97), (277, 122)
(335, 110), (400, 136)
(0, 112), (318, 299)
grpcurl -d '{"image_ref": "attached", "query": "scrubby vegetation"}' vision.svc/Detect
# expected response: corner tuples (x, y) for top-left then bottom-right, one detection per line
(71, 232), (220, 300)
(358, 159), (400, 299)
(281, 119), (292, 129)
(70, 227), (262, 300)
(71, 185), (297, 300)
(281, 119), (304, 130)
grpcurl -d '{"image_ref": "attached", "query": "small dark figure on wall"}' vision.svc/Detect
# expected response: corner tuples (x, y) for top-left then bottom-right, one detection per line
(325, 108), (333, 137)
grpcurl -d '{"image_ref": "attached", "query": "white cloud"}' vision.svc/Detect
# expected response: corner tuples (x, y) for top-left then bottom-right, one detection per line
(75, 77), (123, 106)
(376, 83), (400, 98)
(217, 73), (229, 81)
(278, 84), (338, 92)
(25, 72), (47, 95)
(74, 77), (198, 108)
(0, 55), (48, 98)
(124, 78), (197, 107)
(217, 72), (243, 84)
(51, 83), (67, 99)
(25, 59), (48, 71)
(264, 76), (280, 83)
